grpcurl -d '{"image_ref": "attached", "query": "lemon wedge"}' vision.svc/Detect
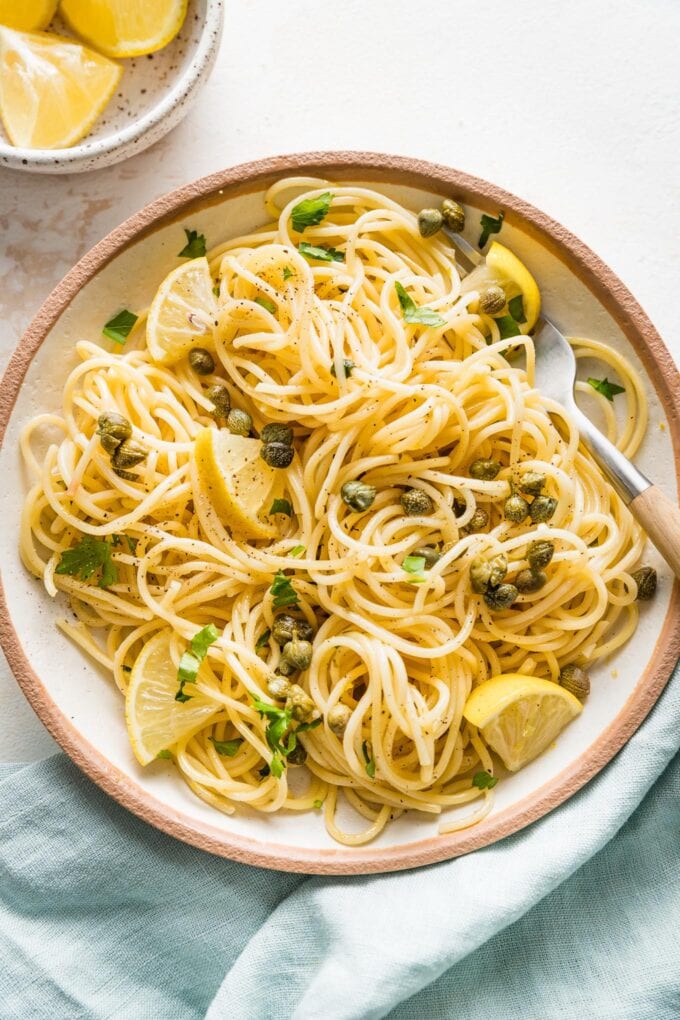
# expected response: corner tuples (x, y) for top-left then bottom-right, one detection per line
(146, 257), (218, 366)
(194, 428), (280, 541)
(0, 27), (121, 149)
(125, 628), (218, 766)
(463, 673), (582, 772)
(0, 0), (57, 30)
(485, 241), (541, 333)
(59, 0), (188, 58)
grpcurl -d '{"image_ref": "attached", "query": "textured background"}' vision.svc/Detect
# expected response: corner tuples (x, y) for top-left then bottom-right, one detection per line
(0, 0), (678, 761)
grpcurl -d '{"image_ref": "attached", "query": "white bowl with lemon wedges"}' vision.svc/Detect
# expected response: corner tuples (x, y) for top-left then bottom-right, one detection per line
(0, 0), (223, 173)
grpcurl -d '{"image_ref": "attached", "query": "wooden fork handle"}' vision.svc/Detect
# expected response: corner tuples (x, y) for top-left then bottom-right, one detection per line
(629, 485), (680, 579)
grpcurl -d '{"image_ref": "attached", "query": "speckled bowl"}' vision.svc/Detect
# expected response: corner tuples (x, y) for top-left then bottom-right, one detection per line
(0, 0), (223, 174)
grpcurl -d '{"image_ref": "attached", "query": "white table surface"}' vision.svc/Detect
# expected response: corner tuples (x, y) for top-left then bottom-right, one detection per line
(1, 0), (679, 762)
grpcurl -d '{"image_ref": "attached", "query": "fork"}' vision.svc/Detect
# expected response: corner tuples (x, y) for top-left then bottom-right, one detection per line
(444, 227), (680, 579)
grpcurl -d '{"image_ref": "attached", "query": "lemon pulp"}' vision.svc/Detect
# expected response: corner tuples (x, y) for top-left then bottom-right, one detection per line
(59, 0), (188, 58)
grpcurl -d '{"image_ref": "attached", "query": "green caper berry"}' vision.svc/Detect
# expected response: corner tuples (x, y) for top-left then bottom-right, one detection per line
(282, 638), (313, 672)
(519, 471), (546, 496)
(226, 408), (252, 436)
(286, 683), (316, 723)
(470, 458), (501, 480)
(286, 742), (307, 766)
(441, 198), (465, 232)
(260, 423), (293, 446)
(111, 439), (148, 470)
(328, 703), (352, 736)
(466, 508), (490, 532)
(470, 556), (493, 594)
(341, 480), (376, 512)
(504, 493), (530, 523)
(417, 208), (444, 238)
(559, 664), (590, 699)
(275, 659), (297, 677)
(515, 568), (547, 593)
(188, 347), (215, 375)
(260, 442), (294, 468)
(631, 566), (657, 601)
(529, 496), (558, 523)
(271, 614), (314, 645)
(267, 675), (291, 700)
(527, 540), (555, 570)
(97, 411), (132, 454)
(412, 546), (441, 568)
(206, 384), (231, 418)
(479, 285), (506, 316)
(453, 498), (466, 518)
(400, 488), (434, 516)
(113, 467), (140, 481)
(484, 583), (518, 610)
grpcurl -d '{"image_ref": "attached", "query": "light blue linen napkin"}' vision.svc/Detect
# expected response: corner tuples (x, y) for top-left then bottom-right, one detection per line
(1, 663), (679, 1020)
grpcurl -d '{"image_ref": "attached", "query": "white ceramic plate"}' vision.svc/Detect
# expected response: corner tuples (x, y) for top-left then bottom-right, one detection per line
(1, 153), (678, 873)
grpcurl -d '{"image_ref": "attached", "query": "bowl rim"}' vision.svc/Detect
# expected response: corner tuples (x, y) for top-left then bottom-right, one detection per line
(1, 150), (679, 874)
(0, 0), (224, 170)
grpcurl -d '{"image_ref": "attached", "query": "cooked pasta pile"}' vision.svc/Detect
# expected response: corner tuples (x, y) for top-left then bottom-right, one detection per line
(20, 179), (648, 845)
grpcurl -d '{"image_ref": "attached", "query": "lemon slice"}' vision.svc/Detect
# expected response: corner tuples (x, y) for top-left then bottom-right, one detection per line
(194, 428), (280, 541)
(125, 628), (218, 766)
(0, 0), (57, 30)
(146, 257), (218, 366)
(59, 0), (188, 58)
(485, 241), (541, 333)
(0, 28), (121, 149)
(463, 673), (582, 772)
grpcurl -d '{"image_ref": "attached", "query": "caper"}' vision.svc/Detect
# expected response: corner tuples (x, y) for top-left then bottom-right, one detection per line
(528, 540), (555, 570)
(453, 498), (466, 518)
(470, 458), (501, 480)
(188, 347), (215, 375)
(328, 703), (352, 736)
(281, 637), (313, 672)
(417, 207), (444, 237)
(631, 566), (657, 601)
(267, 674), (291, 700)
(529, 495), (558, 523)
(226, 408), (252, 436)
(271, 614), (314, 646)
(287, 742), (307, 766)
(260, 442), (294, 468)
(484, 583), (518, 610)
(470, 557), (493, 594)
(441, 198), (465, 233)
(412, 546), (441, 568)
(341, 480), (376, 512)
(113, 467), (140, 481)
(400, 488), (434, 516)
(275, 659), (297, 677)
(97, 411), (132, 454)
(488, 553), (508, 587)
(515, 568), (547, 593)
(260, 423), (294, 446)
(559, 664), (590, 699)
(519, 471), (546, 496)
(206, 383), (231, 418)
(111, 438), (148, 470)
(286, 683), (316, 723)
(504, 493), (529, 523)
(466, 508), (490, 532)
(479, 285), (506, 316)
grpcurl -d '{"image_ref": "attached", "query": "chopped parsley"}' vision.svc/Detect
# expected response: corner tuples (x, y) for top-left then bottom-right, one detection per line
(252, 696), (321, 778)
(255, 296), (277, 314)
(209, 736), (243, 757)
(362, 740), (376, 778)
(56, 535), (118, 589)
(102, 309), (138, 346)
(269, 498), (293, 516)
(178, 228), (207, 259)
(402, 554), (426, 583)
(298, 241), (345, 263)
(288, 545), (306, 558)
(270, 571), (299, 609)
(282, 266), (294, 281)
(291, 191), (333, 232)
(313, 799), (324, 809)
(155, 749), (173, 760)
(508, 294), (526, 324)
(212, 282), (220, 296)
(472, 770), (498, 789)
(394, 281), (446, 327)
(175, 624), (219, 703)
(255, 629), (271, 651)
(494, 314), (522, 340)
(587, 377), (625, 401)
(478, 211), (504, 249)
(330, 359), (355, 379)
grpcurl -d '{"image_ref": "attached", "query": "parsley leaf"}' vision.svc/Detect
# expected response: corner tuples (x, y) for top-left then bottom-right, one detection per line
(313, 798), (324, 809)
(394, 282), (446, 327)
(508, 294), (526, 324)
(178, 228), (207, 259)
(255, 296), (277, 314)
(56, 535), (118, 589)
(478, 211), (504, 249)
(288, 545), (305, 558)
(298, 241), (345, 263)
(282, 266), (293, 281)
(402, 554), (426, 582)
(362, 740), (376, 778)
(102, 309), (138, 346)
(587, 377), (625, 401)
(330, 359), (355, 379)
(175, 624), (219, 702)
(270, 571), (299, 609)
(495, 314), (522, 340)
(255, 628), (271, 651)
(212, 282), (220, 296)
(269, 498), (293, 516)
(291, 191), (333, 232)
(209, 736), (243, 756)
(125, 535), (138, 554)
(155, 749), (173, 760)
(472, 770), (498, 789)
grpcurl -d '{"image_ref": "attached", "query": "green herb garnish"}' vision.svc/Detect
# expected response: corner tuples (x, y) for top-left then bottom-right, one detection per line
(394, 282), (446, 327)
(209, 736), (243, 757)
(282, 266), (293, 281)
(508, 294), (526, 324)
(587, 377), (625, 402)
(212, 283), (220, 296)
(56, 535), (118, 589)
(330, 359), (355, 379)
(298, 241), (345, 263)
(313, 799), (324, 809)
(178, 228), (207, 259)
(269, 498), (293, 516)
(255, 296), (277, 314)
(494, 314), (522, 340)
(291, 191), (333, 232)
(270, 571), (299, 609)
(102, 309), (138, 346)
(288, 545), (305, 558)
(252, 697), (320, 778)
(175, 624), (219, 703)
(472, 770), (498, 789)
(155, 749), (173, 760)
(255, 628), (271, 651)
(362, 740), (376, 778)
(402, 554), (427, 583)
(478, 211), (504, 249)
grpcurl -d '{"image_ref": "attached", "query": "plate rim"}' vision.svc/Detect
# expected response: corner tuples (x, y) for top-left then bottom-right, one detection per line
(1, 150), (679, 874)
